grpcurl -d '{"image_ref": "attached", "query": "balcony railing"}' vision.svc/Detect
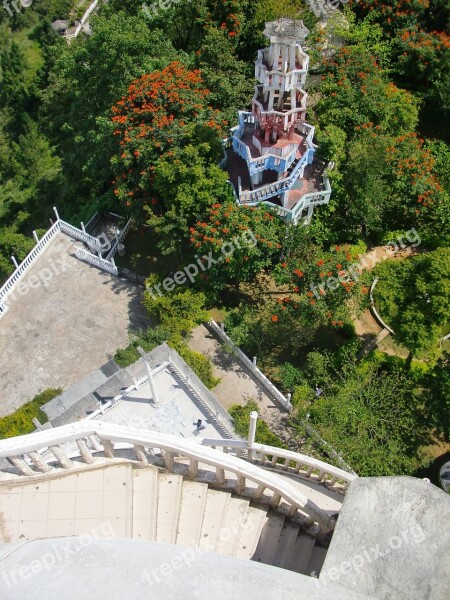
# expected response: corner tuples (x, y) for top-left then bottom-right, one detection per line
(0, 422), (338, 535)
(238, 148), (313, 203)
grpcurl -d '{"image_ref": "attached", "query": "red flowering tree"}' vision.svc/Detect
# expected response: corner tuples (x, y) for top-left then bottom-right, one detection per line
(317, 46), (418, 137)
(188, 201), (282, 296)
(350, 0), (428, 34)
(110, 61), (226, 218)
(203, 0), (243, 40)
(270, 243), (370, 330)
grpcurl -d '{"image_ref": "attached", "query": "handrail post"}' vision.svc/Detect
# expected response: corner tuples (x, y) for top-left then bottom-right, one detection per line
(248, 411), (258, 455)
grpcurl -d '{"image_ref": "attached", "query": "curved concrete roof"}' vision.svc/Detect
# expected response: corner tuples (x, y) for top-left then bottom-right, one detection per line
(0, 538), (369, 600)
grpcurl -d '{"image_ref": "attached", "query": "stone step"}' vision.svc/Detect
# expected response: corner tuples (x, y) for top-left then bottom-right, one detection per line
(216, 496), (250, 556)
(0, 462), (133, 542)
(285, 531), (316, 574)
(156, 473), (183, 544)
(253, 511), (285, 564)
(305, 544), (328, 578)
(199, 489), (231, 552)
(176, 481), (208, 548)
(131, 466), (159, 541)
(272, 521), (300, 568)
(235, 505), (268, 560)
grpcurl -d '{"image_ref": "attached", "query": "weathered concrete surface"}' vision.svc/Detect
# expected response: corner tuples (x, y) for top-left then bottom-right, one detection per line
(0, 537), (370, 600)
(0, 233), (149, 417)
(321, 477), (450, 599)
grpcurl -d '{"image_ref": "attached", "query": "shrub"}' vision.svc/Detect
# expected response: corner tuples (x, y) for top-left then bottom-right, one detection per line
(114, 325), (220, 389)
(229, 400), (287, 448)
(114, 327), (171, 367)
(277, 362), (304, 392)
(168, 339), (220, 390)
(114, 345), (140, 368)
(0, 388), (61, 439)
(292, 384), (313, 412)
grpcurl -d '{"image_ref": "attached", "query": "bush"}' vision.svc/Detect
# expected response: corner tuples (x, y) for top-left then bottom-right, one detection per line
(169, 340), (220, 390)
(114, 326), (220, 389)
(229, 400), (287, 448)
(292, 384), (313, 411)
(114, 345), (140, 368)
(114, 327), (171, 367)
(0, 389), (61, 439)
(277, 362), (304, 392)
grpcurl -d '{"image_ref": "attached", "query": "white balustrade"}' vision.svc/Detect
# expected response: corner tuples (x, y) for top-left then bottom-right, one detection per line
(0, 421), (336, 533)
(207, 319), (292, 411)
(201, 438), (357, 491)
(75, 247), (118, 275)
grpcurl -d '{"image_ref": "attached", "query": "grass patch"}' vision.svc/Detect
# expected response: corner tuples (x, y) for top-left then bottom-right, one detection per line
(0, 388), (61, 439)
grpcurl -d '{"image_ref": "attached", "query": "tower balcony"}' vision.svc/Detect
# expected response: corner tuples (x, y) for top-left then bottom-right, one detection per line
(237, 158), (332, 226)
(230, 113), (315, 177)
(255, 47), (309, 90)
(252, 94), (307, 133)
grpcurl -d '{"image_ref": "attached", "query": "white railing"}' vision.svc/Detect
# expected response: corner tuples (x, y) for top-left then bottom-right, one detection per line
(238, 149), (312, 204)
(75, 247), (118, 275)
(0, 221), (61, 309)
(253, 93), (308, 127)
(207, 319), (292, 411)
(59, 220), (99, 248)
(105, 217), (133, 261)
(65, 0), (99, 40)
(201, 439), (357, 491)
(206, 320), (356, 475)
(232, 112), (314, 178)
(370, 278), (395, 335)
(0, 422), (335, 533)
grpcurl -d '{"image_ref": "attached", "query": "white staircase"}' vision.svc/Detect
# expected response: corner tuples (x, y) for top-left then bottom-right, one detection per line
(0, 461), (324, 576)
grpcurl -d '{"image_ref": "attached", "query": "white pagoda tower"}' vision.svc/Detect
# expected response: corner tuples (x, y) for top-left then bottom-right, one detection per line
(224, 19), (332, 225)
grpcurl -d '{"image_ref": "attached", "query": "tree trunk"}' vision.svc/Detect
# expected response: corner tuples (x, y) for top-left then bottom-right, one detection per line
(235, 278), (240, 300)
(405, 351), (413, 370)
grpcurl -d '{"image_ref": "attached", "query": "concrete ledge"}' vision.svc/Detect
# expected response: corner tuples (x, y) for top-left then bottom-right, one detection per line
(321, 477), (450, 599)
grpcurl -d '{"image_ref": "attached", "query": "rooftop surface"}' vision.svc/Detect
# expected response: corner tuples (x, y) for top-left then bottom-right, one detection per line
(0, 232), (149, 417)
(42, 343), (235, 439)
(97, 364), (229, 439)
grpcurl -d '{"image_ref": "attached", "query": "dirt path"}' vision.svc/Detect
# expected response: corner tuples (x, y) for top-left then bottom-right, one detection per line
(353, 244), (419, 344)
(188, 325), (304, 449)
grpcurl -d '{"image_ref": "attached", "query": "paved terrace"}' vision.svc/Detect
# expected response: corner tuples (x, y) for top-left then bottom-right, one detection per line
(0, 233), (149, 417)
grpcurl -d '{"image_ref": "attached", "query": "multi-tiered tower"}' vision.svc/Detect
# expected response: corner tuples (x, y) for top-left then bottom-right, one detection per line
(225, 19), (331, 225)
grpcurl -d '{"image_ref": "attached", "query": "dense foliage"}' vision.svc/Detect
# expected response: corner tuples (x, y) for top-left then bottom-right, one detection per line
(1, 1), (449, 476)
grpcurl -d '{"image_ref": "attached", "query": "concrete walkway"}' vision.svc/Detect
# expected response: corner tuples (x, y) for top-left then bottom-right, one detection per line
(188, 325), (302, 449)
(0, 233), (149, 417)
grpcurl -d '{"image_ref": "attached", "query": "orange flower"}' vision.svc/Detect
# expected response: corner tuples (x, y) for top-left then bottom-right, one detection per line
(271, 315), (278, 322)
